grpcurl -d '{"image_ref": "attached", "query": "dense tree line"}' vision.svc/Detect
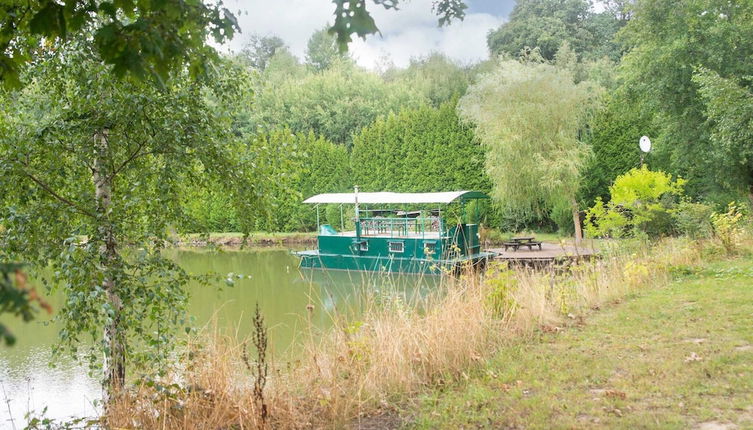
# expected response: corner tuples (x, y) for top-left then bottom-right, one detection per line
(2, 0), (750, 250)
(352, 101), (489, 193)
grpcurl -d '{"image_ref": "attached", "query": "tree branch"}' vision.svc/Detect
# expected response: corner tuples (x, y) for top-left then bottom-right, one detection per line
(108, 141), (145, 181)
(20, 169), (97, 219)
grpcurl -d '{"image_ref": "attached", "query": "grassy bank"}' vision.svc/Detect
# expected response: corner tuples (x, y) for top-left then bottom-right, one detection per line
(410, 256), (753, 429)
(106, 235), (748, 429)
(175, 231), (317, 247)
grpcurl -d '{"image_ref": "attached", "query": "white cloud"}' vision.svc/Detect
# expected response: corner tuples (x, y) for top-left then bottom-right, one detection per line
(221, 0), (504, 69)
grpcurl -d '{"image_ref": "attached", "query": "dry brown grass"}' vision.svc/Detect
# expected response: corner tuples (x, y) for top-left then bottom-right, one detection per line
(108, 236), (716, 429)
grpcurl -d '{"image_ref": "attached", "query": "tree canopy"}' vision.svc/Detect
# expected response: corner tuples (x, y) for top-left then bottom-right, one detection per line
(351, 100), (490, 193)
(459, 56), (598, 238)
(618, 0), (753, 199)
(487, 0), (626, 61)
(239, 34), (288, 71)
(1, 0), (468, 87)
(250, 59), (427, 147)
(0, 0), (239, 87)
(0, 40), (274, 394)
(305, 26), (343, 71)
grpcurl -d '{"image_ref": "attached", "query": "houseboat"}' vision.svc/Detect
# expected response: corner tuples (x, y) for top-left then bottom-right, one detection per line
(294, 188), (496, 274)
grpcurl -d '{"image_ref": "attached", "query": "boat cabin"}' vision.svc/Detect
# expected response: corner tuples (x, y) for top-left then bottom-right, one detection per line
(295, 189), (496, 274)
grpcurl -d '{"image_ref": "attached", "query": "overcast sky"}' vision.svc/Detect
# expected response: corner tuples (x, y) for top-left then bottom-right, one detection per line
(219, 0), (517, 69)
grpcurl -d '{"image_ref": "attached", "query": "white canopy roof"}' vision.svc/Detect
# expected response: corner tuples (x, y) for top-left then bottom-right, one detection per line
(303, 191), (488, 205)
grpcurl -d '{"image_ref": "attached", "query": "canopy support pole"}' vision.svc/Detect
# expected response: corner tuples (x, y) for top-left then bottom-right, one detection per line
(340, 204), (344, 231)
(316, 204), (320, 231)
(354, 186), (361, 240)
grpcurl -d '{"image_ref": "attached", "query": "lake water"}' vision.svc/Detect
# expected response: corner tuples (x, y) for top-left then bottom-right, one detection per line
(0, 247), (438, 427)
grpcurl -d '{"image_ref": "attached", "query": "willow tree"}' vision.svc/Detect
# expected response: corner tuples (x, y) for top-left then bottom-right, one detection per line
(0, 40), (270, 398)
(459, 58), (597, 241)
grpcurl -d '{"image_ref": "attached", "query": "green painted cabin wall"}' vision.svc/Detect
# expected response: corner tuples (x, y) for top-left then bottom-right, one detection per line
(317, 223), (480, 261)
(318, 235), (445, 261)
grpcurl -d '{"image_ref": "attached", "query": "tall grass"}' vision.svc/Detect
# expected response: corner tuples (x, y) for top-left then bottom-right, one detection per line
(108, 236), (734, 429)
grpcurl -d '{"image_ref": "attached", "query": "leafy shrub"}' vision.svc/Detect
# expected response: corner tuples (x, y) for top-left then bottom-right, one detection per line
(484, 262), (517, 318)
(636, 205), (677, 237)
(551, 200), (576, 235)
(585, 166), (685, 238)
(673, 201), (714, 239)
(711, 202), (745, 254)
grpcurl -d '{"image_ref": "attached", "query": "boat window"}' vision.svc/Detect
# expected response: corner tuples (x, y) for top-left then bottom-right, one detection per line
(424, 241), (437, 255)
(389, 241), (404, 253)
(359, 240), (369, 252)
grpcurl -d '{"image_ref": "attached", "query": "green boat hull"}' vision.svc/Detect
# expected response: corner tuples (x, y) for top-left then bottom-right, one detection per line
(295, 249), (495, 274)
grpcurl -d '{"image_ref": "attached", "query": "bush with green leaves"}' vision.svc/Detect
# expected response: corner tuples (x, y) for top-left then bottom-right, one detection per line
(673, 200), (715, 239)
(711, 202), (745, 254)
(585, 167), (686, 238)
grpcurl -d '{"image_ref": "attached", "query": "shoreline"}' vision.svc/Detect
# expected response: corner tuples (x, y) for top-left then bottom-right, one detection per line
(172, 231), (578, 249)
(173, 232), (318, 248)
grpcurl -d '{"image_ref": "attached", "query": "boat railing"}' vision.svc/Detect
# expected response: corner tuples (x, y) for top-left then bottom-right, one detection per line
(360, 217), (442, 238)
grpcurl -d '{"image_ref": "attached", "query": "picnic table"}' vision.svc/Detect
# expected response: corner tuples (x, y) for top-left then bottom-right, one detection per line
(502, 236), (542, 252)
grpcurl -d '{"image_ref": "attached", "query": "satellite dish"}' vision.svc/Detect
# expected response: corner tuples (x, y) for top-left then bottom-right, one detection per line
(639, 136), (651, 153)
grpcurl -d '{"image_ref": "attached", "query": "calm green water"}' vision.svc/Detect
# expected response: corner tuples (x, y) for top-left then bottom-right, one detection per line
(0, 247), (438, 426)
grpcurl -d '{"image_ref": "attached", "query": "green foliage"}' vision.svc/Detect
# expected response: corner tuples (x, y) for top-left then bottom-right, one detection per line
(239, 35), (288, 71)
(0, 0), (240, 87)
(585, 167), (686, 237)
(618, 0), (753, 198)
(251, 59), (427, 147)
(610, 166), (685, 206)
(486, 0), (625, 61)
(265, 131), (352, 231)
(305, 26), (344, 71)
(351, 100), (490, 193)
(484, 262), (517, 318)
(459, 59), (597, 234)
(1, 0), (469, 87)
(329, 0), (466, 50)
(693, 68), (753, 200)
(384, 53), (471, 106)
(711, 202), (745, 254)
(0, 40), (273, 389)
(673, 200), (714, 239)
(550, 200), (576, 235)
(580, 92), (653, 204)
(0, 263), (50, 346)
(184, 130), (351, 232)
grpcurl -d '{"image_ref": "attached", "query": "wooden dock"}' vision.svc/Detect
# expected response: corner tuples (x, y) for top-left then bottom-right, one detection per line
(488, 242), (598, 267)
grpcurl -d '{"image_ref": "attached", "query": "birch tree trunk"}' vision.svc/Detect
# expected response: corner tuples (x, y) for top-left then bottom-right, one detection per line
(572, 198), (583, 245)
(93, 129), (126, 400)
